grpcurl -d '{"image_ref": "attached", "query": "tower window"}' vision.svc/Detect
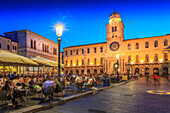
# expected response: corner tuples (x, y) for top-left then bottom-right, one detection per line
(112, 27), (114, 32)
(115, 26), (117, 31)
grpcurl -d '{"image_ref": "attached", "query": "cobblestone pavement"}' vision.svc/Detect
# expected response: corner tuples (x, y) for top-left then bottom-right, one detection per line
(38, 77), (170, 113)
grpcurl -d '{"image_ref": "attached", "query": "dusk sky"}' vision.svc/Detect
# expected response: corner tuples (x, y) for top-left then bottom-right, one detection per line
(0, 0), (170, 51)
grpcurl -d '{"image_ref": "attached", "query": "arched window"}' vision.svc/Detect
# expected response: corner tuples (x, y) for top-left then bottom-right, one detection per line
(100, 58), (103, 64)
(94, 47), (96, 53)
(87, 48), (90, 54)
(128, 55), (131, 63)
(100, 47), (103, 52)
(164, 39), (168, 46)
(128, 44), (131, 50)
(164, 53), (168, 61)
(154, 54), (158, 61)
(31, 39), (33, 48)
(136, 55), (139, 63)
(94, 58), (97, 65)
(70, 50), (72, 55)
(115, 26), (117, 31)
(76, 49), (78, 55)
(34, 41), (36, 49)
(65, 51), (67, 56)
(154, 40), (158, 47)
(70, 60), (72, 66)
(112, 27), (114, 32)
(76, 59), (78, 65)
(42, 44), (44, 51)
(82, 59), (84, 65)
(47, 45), (49, 53)
(145, 54), (149, 62)
(88, 59), (90, 65)
(82, 49), (84, 54)
(145, 41), (149, 48)
(45, 45), (47, 52)
(136, 43), (139, 49)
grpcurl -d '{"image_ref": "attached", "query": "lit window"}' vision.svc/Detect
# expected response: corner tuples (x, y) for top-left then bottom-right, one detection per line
(145, 54), (149, 62)
(154, 54), (158, 61)
(128, 44), (131, 50)
(164, 53), (168, 61)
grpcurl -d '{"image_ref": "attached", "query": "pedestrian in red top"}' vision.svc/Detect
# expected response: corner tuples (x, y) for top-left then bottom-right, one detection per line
(153, 74), (160, 86)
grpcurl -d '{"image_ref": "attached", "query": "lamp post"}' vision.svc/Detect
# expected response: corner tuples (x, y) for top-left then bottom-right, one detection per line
(116, 55), (119, 75)
(56, 23), (63, 77)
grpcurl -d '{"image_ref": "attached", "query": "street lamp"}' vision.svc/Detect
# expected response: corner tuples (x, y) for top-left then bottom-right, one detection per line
(56, 23), (63, 77)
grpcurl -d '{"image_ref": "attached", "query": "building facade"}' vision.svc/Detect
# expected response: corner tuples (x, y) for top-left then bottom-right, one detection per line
(63, 10), (170, 76)
(0, 35), (18, 54)
(3, 30), (62, 74)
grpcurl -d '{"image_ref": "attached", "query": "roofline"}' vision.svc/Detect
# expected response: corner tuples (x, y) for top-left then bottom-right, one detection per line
(124, 34), (170, 41)
(63, 42), (106, 49)
(4, 29), (58, 45)
(0, 35), (18, 43)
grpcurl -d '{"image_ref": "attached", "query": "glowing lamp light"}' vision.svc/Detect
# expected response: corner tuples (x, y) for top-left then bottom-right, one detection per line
(159, 59), (163, 63)
(68, 64), (70, 67)
(115, 64), (118, 67)
(97, 63), (99, 66)
(116, 55), (119, 59)
(91, 63), (93, 65)
(73, 64), (76, 66)
(150, 60), (153, 63)
(56, 23), (63, 37)
(140, 60), (144, 64)
(79, 63), (81, 66)
(131, 62), (134, 64)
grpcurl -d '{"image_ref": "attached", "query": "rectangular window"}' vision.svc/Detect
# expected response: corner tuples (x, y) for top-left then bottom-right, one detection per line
(115, 26), (117, 31)
(0, 43), (1, 48)
(65, 51), (67, 56)
(112, 27), (114, 32)
(94, 48), (96, 53)
(76, 49), (78, 55)
(53, 48), (57, 55)
(70, 50), (72, 55)
(87, 48), (90, 54)
(82, 49), (84, 54)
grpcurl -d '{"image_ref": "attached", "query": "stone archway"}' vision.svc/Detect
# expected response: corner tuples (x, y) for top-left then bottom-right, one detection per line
(153, 67), (159, 76)
(163, 67), (168, 77)
(110, 61), (118, 74)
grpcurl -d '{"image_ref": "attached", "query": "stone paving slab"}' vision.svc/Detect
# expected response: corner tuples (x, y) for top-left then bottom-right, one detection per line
(12, 80), (132, 113)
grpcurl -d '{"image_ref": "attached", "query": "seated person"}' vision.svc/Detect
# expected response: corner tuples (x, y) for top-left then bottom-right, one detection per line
(43, 76), (54, 100)
(53, 77), (63, 92)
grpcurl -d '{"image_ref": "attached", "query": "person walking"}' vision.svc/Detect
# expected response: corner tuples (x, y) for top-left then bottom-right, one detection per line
(153, 74), (160, 86)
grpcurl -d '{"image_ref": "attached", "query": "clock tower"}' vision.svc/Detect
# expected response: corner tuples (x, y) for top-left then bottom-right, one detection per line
(106, 9), (125, 53)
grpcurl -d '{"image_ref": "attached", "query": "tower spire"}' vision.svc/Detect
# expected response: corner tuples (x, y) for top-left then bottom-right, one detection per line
(114, 8), (116, 13)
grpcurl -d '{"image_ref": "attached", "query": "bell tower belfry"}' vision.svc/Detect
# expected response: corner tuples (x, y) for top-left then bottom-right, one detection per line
(106, 9), (124, 42)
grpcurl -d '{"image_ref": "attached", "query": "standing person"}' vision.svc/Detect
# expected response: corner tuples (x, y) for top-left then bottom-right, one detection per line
(153, 74), (160, 86)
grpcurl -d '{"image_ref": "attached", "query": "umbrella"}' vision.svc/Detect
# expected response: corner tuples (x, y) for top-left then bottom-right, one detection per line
(0, 50), (38, 83)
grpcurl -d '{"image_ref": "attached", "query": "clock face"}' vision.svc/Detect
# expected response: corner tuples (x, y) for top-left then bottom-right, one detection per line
(110, 42), (119, 51)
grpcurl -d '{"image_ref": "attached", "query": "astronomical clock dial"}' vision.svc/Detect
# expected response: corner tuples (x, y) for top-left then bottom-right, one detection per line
(110, 42), (119, 51)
